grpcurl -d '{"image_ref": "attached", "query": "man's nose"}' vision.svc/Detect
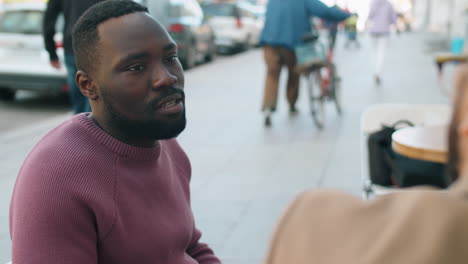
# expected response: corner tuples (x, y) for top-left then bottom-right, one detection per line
(152, 66), (178, 89)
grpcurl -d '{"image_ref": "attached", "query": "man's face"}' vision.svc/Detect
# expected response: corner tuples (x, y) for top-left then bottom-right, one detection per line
(93, 12), (185, 141)
(448, 66), (468, 182)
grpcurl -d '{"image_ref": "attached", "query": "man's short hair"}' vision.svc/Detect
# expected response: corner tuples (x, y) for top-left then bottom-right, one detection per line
(72, 0), (149, 73)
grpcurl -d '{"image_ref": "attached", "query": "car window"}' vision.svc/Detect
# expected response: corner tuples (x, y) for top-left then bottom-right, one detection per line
(0, 10), (43, 34)
(22, 11), (42, 33)
(201, 3), (237, 18)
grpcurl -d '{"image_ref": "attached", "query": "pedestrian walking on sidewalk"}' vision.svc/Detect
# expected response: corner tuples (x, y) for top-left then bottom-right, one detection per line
(43, 0), (103, 114)
(367, 0), (397, 85)
(259, 0), (349, 127)
(344, 13), (360, 49)
(10, 1), (221, 263)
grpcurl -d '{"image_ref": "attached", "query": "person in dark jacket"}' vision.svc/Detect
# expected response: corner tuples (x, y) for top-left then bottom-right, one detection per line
(43, 0), (103, 114)
(260, 0), (349, 127)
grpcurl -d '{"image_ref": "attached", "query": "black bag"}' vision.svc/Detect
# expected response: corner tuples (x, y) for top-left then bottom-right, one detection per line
(367, 120), (413, 186)
(367, 120), (449, 188)
(391, 152), (448, 188)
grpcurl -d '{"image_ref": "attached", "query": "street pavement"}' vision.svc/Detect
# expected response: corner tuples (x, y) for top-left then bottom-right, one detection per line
(0, 32), (454, 263)
(0, 92), (69, 134)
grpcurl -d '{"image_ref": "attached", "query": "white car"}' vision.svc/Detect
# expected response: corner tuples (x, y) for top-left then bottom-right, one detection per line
(201, 1), (264, 53)
(0, 3), (67, 100)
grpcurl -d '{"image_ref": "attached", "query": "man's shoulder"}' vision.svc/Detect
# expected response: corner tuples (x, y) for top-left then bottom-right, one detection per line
(289, 190), (363, 219)
(288, 188), (468, 221)
(32, 116), (90, 153)
(24, 115), (104, 173)
(295, 189), (361, 208)
(383, 188), (468, 219)
(161, 138), (191, 176)
(17, 115), (117, 192)
(267, 188), (468, 264)
(161, 138), (186, 158)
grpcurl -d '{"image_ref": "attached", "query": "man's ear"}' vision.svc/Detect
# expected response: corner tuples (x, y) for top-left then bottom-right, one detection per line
(76, 70), (98, 100)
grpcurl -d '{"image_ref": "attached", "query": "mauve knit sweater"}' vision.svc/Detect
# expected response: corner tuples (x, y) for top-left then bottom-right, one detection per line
(10, 113), (221, 264)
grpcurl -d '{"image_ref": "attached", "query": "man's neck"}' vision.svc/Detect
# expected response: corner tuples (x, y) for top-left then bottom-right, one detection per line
(87, 113), (158, 148)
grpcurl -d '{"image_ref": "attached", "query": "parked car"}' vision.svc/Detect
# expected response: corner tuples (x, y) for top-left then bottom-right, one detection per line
(144, 0), (217, 69)
(0, 3), (67, 101)
(200, 1), (263, 53)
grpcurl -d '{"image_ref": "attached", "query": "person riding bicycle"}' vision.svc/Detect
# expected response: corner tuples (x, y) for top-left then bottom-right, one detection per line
(260, 0), (349, 127)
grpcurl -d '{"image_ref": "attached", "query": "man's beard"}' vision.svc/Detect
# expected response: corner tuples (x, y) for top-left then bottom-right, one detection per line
(103, 88), (187, 142)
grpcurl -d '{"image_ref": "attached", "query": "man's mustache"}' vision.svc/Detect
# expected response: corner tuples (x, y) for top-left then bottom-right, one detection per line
(148, 87), (185, 109)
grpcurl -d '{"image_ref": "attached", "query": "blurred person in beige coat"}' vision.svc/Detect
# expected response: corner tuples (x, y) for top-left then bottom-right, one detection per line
(264, 64), (468, 264)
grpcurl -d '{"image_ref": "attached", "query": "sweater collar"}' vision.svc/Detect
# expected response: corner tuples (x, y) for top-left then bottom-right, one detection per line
(73, 113), (161, 161)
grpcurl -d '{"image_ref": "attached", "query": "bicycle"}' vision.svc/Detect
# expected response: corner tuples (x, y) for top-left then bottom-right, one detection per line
(295, 32), (342, 129)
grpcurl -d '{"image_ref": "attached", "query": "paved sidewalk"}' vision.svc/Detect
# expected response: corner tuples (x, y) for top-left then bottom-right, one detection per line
(0, 32), (452, 263)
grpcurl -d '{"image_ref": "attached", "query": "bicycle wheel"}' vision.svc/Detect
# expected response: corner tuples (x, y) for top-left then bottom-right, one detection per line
(307, 71), (325, 129)
(329, 64), (342, 115)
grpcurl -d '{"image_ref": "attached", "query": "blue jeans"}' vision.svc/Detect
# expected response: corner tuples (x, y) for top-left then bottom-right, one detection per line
(64, 54), (90, 114)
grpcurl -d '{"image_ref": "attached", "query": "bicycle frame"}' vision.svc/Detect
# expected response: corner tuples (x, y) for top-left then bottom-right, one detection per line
(319, 49), (334, 95)
(298, 30), (342, 129)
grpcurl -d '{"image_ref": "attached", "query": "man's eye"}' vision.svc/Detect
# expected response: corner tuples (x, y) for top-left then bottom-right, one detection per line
(128, 65), (145, 71)
(166, 55), (178, 63)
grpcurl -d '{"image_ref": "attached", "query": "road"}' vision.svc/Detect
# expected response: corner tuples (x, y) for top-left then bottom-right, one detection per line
(0, 92), (69, 134)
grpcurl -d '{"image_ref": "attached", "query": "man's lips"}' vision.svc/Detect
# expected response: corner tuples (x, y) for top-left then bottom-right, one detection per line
(155, 93), (183, 110)
(151, 93), (184, 116)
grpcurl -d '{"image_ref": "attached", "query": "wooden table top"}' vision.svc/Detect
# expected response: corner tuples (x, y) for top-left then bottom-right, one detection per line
(392, 125), (448, 164)
(434, 53), (468, 64)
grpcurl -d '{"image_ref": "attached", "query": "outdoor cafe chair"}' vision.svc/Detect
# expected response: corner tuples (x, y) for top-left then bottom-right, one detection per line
(360, 103), (451, 199)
